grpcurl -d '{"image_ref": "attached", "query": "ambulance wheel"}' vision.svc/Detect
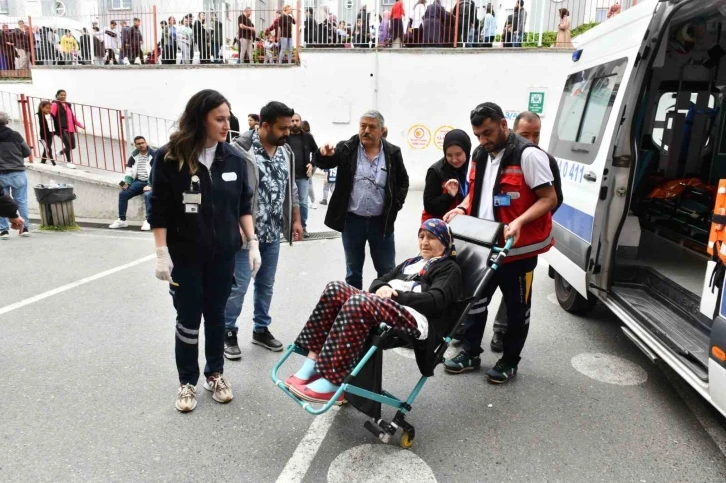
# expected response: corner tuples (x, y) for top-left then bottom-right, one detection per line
(554, 272), (596, 314)
(399, 429), (415, 449)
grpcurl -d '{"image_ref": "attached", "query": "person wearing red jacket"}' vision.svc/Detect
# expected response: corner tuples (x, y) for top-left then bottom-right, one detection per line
(442, 102), (557, 384)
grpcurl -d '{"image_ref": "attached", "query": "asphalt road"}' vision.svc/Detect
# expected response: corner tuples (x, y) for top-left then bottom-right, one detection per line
(2, 181), (726, 483)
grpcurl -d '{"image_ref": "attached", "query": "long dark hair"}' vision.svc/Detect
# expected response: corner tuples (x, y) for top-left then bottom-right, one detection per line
(37, 100), (51, 116)
(165, 89), (230, 174)
(560, 8), (569, 18)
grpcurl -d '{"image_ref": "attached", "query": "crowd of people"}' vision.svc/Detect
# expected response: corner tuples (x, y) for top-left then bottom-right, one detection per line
(0, 86), (558, 414)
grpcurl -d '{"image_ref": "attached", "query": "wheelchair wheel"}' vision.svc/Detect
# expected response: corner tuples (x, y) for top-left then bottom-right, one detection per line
(399, 429), (415, 449)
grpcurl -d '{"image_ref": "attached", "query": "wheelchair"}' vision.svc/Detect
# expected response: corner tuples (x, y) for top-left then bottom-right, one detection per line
(271, 215), (512, 448)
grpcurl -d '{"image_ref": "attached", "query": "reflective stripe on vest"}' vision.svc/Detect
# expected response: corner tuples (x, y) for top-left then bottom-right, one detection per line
(507, 233), (555, 257)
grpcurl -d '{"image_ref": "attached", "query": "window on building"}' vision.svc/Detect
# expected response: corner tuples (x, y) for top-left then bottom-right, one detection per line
(595, 8), (608, 23)
(0, 0), (9, 14)
(550, 57), (629, 164)
(382, 0), (396, 5)
(110, 0), (132, 10)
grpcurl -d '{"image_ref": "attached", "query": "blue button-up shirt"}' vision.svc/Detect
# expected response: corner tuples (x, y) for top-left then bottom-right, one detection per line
(348, 142), (387, 217)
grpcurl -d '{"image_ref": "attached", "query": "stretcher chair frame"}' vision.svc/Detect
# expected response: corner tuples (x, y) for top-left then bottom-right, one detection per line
(271, 216), (512, 448)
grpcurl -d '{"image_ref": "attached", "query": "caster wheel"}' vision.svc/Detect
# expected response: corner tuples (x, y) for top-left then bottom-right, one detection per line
(399, 429), (415, 449)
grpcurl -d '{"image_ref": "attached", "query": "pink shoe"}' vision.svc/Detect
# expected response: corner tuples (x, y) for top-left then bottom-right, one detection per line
(289, 383), (346, 406)
(284, 373), (321, 389)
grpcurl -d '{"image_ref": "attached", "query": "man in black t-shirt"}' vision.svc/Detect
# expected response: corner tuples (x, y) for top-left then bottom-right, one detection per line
(238, 7), (255, 63)
(287, 113), (318, 238)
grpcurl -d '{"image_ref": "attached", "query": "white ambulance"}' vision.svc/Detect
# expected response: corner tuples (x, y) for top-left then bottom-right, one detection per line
(545, 0), (726, 417)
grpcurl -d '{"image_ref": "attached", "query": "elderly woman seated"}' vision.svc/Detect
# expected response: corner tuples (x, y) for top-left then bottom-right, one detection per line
(286, 218), (463, 404)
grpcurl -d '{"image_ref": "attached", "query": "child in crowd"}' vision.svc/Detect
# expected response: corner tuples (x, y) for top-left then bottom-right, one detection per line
(37, 101), (56, 165)
(264, 32), (278, 64)
(321, 167), (336, 205)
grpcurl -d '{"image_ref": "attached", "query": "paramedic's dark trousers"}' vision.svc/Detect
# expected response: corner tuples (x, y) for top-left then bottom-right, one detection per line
(462, 256), (537, 365)
(170, 255), (235, 385)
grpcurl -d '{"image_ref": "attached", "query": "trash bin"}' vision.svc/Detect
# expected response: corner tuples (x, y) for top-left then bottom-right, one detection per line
(34, 182), (77, 228)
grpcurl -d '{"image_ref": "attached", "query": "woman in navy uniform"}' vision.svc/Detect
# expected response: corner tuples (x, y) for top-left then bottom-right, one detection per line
(149, 89), (258, 413)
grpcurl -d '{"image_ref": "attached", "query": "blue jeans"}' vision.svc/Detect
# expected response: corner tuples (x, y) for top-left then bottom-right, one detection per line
(118, 179), (149, 221)
(224, 237), (281, 333)
(0, 171), (28, 231)
(278, 37), (292, 64)
(341, 213), (396, 290)
(143, 191), (152, 221)
(295, 177), (310, 229)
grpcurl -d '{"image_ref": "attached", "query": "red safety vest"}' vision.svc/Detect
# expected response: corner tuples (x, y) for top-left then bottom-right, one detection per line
(466, 134), (554, 263)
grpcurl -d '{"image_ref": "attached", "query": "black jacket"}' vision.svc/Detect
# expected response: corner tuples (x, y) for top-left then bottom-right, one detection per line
(0, 185), (19, 219)
(423, 157), (468, 220)
(0, 125), (31, 172)
(313, 135), (409, 236)
(148, 142), (253, 261)
(369, 257), (462, 375)
(288, 131), (318, 178)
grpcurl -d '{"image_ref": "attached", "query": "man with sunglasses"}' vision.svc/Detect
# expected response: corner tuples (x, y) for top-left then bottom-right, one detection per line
(443, 102), (557, 384)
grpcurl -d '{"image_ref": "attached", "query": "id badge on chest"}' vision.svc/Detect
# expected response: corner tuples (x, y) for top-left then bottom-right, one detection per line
(183, 176), (202, 214)
(493, 194), (511, 207)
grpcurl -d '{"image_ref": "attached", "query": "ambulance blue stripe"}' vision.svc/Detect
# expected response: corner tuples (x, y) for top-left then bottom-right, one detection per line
(553, 203), (594, 242)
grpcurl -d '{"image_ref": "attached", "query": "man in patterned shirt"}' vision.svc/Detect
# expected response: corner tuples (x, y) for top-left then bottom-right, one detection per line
(224, 101), (303, 358)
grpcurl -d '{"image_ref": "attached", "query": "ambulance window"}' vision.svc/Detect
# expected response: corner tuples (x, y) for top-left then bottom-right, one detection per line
(652, 92), (716, 151)
(550, 57), (629, 165)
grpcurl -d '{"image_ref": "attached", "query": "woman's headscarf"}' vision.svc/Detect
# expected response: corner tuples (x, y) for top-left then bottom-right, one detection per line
(443, 129), (472, 198)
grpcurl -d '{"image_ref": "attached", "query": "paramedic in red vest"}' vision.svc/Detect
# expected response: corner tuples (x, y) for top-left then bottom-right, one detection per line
(421, 128), (471, 222)
(443, 102), (557, 384)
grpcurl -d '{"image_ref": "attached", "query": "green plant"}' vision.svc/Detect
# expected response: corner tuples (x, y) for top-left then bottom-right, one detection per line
(520, 21), (601, 48)
(38, 224), (80, 231)
(572, 22), (599, 38)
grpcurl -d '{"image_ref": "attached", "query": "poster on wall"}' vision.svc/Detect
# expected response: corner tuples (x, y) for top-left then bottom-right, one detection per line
(433, 126), (454, 150)
(407, 125), (432, 150)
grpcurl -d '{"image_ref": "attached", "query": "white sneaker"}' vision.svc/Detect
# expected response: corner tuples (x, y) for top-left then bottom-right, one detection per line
(175, 384), (197, 413)
(108, 219), (128, 229)
(66, 163), (77, 169)
(56, 150), (64, 158)
(311, 204), (318, 210)
(141, 221), (151, 231)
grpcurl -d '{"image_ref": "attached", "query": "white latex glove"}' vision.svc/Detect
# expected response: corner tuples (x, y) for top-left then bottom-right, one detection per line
(155, 246), (175, 283)
(248, 239), (262, 278)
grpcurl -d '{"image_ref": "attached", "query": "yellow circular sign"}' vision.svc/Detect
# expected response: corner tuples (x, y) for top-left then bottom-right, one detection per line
(433, 126), (454, 150)
(407, 124), (431, 150)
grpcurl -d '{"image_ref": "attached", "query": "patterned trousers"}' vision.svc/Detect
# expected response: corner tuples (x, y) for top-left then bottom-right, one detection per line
(295, 281), (421, 385)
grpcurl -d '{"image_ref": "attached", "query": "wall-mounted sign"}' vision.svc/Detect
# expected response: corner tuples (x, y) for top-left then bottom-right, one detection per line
(433, 125), (454, 150)
(528, 91), (545, 114)
(407, 124), (431, 150)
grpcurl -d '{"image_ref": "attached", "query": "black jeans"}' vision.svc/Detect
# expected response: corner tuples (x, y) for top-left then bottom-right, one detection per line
(170, 254), (236, 385)
(462, 256), (538, 365)
(59, 131), (76, 163)
(341, 213), (396, 290)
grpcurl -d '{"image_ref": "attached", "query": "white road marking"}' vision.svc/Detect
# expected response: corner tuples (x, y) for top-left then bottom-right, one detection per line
(327, 444), (437, 483)
(571, 353), (648, 386)
(276, 406), (340, 483)
(0, 254), (155, 316)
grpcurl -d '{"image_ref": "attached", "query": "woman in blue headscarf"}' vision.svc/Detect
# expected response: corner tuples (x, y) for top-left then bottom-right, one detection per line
(286, 219), (463, 404)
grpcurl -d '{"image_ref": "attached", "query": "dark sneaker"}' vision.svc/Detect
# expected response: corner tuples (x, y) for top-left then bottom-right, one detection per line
(303, 229), (310, 239)
(451, 324), (465, 341)
(487, 359), (518, 384)
(490, 332), (504, 353)
(0, 230), (8, 240)
(21, 227), (30, 237)
(224, 331), (242, 360)
(320, 200), (328, 205)
(252, 328), (283, 352)
(444, 350), (481, 374)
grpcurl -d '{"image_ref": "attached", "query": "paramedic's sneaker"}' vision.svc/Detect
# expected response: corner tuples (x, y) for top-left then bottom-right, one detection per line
(175, 384), (197, 413)
(0, 230), (8, 240)
(320, 200), (327, 205)
(140, 221), (151, 231)
(204, 373), (233, 403)
(252, 328), (283, 351)
(487, 359), (518, 384)
(66, 162), (77, 169)
(108, 219), (128, 229)
(490, 332), (504, 353)
(444, 350), (481, 374)
(21, 227), (30, 237)
(303, 229), (310, 239)
(224, 331), (242, 360)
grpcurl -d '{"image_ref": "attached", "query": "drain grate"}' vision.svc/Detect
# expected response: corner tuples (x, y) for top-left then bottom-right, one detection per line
(280, 230), (342, 242)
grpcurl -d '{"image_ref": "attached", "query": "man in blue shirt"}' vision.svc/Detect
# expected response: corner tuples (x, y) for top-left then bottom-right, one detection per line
(314, 110), (409, 289)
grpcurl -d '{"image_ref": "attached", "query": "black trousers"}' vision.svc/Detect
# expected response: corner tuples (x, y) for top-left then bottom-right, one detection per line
(59, 131), (76, 163)
(462, 256), (537, 365)
(170, 254), (236, 385)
